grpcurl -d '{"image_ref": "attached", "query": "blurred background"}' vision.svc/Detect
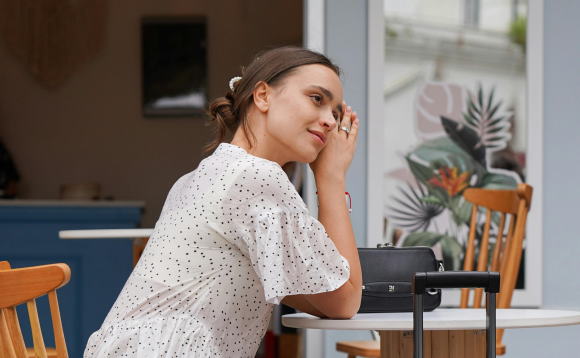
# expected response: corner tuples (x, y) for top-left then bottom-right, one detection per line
(0, 0), (303, 227)
(1, 0), (580, 357)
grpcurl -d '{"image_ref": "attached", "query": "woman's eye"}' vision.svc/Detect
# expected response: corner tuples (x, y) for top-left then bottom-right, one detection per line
(333, 112), (339, 121)
(310, 95), (322, 104)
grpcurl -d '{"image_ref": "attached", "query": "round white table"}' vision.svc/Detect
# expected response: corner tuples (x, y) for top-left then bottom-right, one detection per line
(59, 229), (154, 265)
(283, 309), (580, 358)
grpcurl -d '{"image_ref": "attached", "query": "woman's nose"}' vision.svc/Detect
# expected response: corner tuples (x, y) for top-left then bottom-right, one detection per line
(321, 111), (337, 130)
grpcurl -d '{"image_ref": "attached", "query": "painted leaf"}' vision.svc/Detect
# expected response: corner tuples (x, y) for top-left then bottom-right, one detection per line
(402, 231), (445, 247)
(481, 172), (517, 189)
(439, 235), (463, 270)
(389, 183), (445, 232)
(463, 86), (512, 153)
(420, 195), (445, 206)
(403, 232), (463, 271)
(441, 116), (487, 167)
(405, 156), (435, 185)
(449, 196), (473, 226)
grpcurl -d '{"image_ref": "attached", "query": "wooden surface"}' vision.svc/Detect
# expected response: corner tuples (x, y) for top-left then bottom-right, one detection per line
(0, 263), (70, 308)
(279, 333), (301, 358)
(0, 261), (70, 358)
(461, 183), (533, 309)
(461, 183), (533, 353)
(26, 348), (57, 358)
(377, 330), (486, 358)
(48, 292), (67, 358)
(131, 237), (149, 266)
(337, 340), (380, 357)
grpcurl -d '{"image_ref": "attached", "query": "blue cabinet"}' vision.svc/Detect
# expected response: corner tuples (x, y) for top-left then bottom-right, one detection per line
(0, 200), (144, 358)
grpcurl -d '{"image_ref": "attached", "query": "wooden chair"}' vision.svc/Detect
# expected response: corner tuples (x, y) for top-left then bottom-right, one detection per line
(460, 183), (533, 355)
(132, 237), (149, 266)
(336, 183), (533, 358)
(0, 261), (71, 358)
(336, 340), (380, 358)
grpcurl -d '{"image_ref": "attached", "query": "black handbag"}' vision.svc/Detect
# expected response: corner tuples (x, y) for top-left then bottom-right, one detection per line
(358, 245), (443, 313)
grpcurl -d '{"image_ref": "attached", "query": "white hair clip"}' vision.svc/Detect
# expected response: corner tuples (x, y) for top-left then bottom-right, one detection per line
(229, 76), (242, 91)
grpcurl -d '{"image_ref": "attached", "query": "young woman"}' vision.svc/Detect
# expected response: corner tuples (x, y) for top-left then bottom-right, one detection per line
(84, 46), (362, 357)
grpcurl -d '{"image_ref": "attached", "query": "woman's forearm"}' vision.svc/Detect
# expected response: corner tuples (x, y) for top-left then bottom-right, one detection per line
(315, 178), (362, 291)
(281, 295), (327, 317)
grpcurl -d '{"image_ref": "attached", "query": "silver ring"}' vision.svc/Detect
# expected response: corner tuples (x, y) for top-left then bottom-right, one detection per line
(340, 126), (351, 134)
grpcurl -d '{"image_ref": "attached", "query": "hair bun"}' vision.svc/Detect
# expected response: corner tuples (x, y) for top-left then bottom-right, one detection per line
(209, 97), (234, 122)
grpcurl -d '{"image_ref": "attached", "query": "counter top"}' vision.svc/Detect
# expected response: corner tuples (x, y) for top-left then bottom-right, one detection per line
(59, 228), (153, 239)
(0, 199), (145, 207)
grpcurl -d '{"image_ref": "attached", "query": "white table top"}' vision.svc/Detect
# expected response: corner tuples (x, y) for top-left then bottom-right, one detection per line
(282, 308), (580, 331)
(59, 229), (153, 239)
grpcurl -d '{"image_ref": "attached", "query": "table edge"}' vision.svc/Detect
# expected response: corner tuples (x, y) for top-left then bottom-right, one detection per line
(59, 229), (154, 239)
(282, 309), (580, 331)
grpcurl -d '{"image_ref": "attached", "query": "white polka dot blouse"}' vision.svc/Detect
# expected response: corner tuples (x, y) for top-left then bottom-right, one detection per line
(84, 143), (350, 357)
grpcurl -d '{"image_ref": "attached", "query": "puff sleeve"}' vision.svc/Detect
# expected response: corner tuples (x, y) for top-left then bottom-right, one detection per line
(218, 161), (350, 304)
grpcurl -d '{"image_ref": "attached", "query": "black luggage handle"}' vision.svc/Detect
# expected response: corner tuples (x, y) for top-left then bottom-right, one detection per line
(413, 271), (500, 293)
(412, 271), (500, 358)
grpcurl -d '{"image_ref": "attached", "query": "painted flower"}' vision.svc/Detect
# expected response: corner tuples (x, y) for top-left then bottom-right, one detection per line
(428, 167), (470, 197)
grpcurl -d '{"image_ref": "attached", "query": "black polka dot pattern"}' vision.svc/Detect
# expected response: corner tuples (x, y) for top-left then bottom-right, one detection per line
(84, 143), (350, 357)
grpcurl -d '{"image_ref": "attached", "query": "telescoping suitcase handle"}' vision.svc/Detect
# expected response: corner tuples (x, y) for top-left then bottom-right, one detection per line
(412, 271), (501, 358)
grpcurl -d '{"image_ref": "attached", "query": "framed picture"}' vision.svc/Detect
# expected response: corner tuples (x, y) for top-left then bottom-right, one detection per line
(366, 1), (544, 307)
(141, 17), (207, 117)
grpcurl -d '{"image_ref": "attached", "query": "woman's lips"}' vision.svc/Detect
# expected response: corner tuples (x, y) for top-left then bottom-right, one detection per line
(308, 130), (326, 144)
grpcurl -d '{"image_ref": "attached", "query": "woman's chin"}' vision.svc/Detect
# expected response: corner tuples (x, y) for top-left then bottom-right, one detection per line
(290, 144), (322, 164)
(292, 152), (317, 164)
(304, 150), (322, 163)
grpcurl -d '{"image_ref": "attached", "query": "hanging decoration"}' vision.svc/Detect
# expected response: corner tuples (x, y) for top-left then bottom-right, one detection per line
(0, 0), (107, 88)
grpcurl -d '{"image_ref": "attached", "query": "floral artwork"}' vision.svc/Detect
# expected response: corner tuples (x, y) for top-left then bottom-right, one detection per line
(388, 82), (520, 271)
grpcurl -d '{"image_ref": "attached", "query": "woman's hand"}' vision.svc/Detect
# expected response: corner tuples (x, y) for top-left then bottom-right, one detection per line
(304, 103), (363, 318)
(310, 103), (360, 184)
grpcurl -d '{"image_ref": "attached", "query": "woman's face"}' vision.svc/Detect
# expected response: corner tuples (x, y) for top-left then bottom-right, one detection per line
(262, 64), (343, 164)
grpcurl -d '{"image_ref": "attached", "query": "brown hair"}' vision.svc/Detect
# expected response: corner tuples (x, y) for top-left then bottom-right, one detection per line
(206, 46), (341, 152)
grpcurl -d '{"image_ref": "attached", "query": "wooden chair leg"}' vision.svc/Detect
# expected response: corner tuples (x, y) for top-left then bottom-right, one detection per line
(132, 237), (149, 266)
(336, 339), (380, 357)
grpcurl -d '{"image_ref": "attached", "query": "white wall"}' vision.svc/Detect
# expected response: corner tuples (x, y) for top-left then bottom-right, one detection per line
(503, 0), (580, 356)
(320, 1), (375, 357)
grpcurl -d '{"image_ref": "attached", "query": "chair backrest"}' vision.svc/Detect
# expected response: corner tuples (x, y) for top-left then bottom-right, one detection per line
(460, 183), (532, 355)
(0, 261), (71, 358)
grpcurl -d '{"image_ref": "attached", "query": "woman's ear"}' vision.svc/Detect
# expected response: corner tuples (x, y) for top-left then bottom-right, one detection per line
(252, 81), (270, 113)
